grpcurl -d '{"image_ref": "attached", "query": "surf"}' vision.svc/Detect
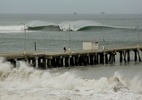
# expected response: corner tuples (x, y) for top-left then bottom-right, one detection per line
(0, 58), (142, 100)
(0, 20), (138, 33)
(0, 58), (142, 92)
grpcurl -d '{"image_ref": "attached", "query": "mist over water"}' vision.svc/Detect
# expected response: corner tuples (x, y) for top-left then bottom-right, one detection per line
(0, 14), (142, 100)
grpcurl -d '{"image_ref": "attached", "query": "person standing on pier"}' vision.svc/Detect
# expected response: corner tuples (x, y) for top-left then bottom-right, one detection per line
(63, 47), (66, 52)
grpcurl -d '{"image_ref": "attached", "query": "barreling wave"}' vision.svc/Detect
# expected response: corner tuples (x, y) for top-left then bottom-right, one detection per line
(26, 20), (137, 31)
(0, 20), (139, 33)
(27, 25), (60, 31)
(26, 21), (60, 31)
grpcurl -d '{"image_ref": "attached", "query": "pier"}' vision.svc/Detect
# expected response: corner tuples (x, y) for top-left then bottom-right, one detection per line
(0, 45), (142, 69)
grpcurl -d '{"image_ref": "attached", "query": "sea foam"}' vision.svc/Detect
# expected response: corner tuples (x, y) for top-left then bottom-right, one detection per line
(0, 58), (142, 100)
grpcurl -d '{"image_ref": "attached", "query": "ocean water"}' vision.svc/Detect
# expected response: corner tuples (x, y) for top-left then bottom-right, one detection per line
(0, 14), (142, 100)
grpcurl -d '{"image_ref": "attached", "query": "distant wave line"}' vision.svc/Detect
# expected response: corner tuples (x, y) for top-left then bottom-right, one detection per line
(0, 20), (141, 32)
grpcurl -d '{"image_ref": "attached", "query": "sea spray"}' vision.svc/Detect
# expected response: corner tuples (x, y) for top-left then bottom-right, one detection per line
(0, 58), (13, 81)
(114, 71), (142, 92)
(0, 58), (142, 100)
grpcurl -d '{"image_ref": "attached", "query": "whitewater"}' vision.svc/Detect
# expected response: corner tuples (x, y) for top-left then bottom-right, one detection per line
(0, 58), (142, 100)
(0, 20), (139, 33)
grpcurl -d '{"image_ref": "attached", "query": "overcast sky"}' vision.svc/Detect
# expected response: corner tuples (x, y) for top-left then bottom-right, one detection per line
(0, 0), (142, 14)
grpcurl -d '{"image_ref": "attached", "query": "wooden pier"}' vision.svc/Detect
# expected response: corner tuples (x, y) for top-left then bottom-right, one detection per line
(0, 45), (142, 69)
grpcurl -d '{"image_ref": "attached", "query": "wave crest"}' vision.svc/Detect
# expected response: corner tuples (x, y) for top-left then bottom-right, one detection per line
(0, 20), (137, 33)
(27, 20), (136, 31)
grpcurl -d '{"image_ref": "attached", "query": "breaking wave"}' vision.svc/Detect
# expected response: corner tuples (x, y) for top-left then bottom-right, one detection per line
(0, 58), (142, 100)
(0, 20), (137, 33)
(27, 20), (129, 31)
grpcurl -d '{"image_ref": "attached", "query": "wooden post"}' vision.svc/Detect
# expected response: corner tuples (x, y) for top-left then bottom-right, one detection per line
(119, 51), (123, 63)
(52, 57), (57, 68)
(94, 54), (98, 65)
(34, 42), (36, 51)
(113, 51), (116, 63)
(100, 53), (104, 64)
(134, 50), (137, 62)
(58, 57), (63, 67)
(70, 56), (75, 66)
(47, 59), (52, 68)
(105, 53), (108, 64)
(127, 50), (130, 62)
(35, 57), (38, 68)
(78, 56), (83, 66)
(56, 57), (60, 67)
(137, 50), (141, 62)
(82, 55), (87, 66)
(38, 57), (46, 69)
(123, 51), (127, 63)
(86, 54), (90, 65)
(75, 56), (79, 66)
(90, 55), (94, 65)
(31, 58), (36, 67)
(65, 56), (69, 67)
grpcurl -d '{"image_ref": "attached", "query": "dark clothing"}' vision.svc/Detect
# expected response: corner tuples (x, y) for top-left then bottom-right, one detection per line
(63, 47), (66, 52)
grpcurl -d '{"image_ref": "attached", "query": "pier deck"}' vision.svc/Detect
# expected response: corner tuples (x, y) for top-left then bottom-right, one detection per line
(0, 45), (142, 69)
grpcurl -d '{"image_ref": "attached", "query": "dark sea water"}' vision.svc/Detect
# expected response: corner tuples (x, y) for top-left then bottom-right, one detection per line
(0, 14), (142, 100)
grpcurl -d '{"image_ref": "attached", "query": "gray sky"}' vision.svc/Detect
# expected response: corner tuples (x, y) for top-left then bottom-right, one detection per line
(0, 0), (142, 14)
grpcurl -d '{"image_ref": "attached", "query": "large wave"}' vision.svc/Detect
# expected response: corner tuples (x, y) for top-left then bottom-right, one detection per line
(0, 58), (142, 99)
(0, 20), (137, 33)
(26, 20), (124, 31)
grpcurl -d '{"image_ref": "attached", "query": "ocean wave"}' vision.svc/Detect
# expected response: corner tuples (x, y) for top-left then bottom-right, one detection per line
(0, 58), (142, 93)
(0, 25), (24, 33)
(27, 20), (137, 31)
(27, 20), (115, 31)
(0, 58), (142, 100)
(0, 20), (140, 33)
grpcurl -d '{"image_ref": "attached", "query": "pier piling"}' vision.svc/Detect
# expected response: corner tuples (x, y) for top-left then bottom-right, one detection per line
(2, 46), (142, 69)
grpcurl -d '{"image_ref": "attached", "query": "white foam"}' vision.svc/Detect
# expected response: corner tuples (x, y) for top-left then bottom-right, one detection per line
(0, 25), (25, 33)
(59, 20), (103, 31)
(0, 58), (142, 100)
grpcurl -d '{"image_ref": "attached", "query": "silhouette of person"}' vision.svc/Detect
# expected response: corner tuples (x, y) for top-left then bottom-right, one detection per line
(63, 47), (66, 52)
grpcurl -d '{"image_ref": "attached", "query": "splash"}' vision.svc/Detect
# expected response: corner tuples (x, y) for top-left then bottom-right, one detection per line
(114, 71), (142, 92)
(0, 58), (142, 100)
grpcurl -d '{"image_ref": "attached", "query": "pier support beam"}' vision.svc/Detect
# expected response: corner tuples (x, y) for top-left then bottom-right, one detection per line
(58, 57), (63, 67)
(105, 53), (109, 64)
(75, 56), (79, 66)
(109, 52), (115, 64)
(47, 58), (52, 68)
(38, 57), (46, 69)
(119, 51), (123, 63)
(123, 51), (127, 63)
(134, 50), (137, 62)
(100, 53), (104, 64)
(65, 56), (69, 67)
(137, 50), (141, 62)
(70, 56), (75, 66)
(90, 55), (94, 65)
(127, 50), (130, 62)
(94, 54), (98, 65)
(30, 58), (36, 67)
